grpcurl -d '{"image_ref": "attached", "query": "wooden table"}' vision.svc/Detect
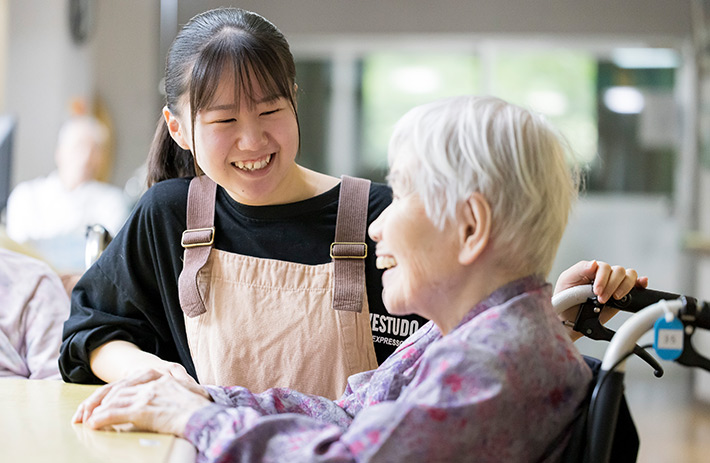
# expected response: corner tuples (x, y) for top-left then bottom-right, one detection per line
(0, 378), (196, 463)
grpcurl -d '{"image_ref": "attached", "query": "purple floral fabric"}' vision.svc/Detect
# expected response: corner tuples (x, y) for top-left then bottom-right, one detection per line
(185, 275), (592, 462)
(0, 248), (69, 379)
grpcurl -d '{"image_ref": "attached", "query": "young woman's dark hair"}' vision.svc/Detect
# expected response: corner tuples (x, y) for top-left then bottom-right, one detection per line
(147, 8), (298, 187)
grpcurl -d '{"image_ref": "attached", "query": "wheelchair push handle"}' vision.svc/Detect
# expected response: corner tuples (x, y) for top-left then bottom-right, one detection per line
(553, 285), (710, 374)
(605, 287), (704, 320)
(553, 285), (698, 317)
(553, 284), (710, 329)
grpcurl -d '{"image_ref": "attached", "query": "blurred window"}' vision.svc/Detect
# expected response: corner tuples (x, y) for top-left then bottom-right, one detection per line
(592, 54), (678, 193)
(359, 52), (480, 180)
(294, 45), (681, 195)
(491, 50), (598, 167)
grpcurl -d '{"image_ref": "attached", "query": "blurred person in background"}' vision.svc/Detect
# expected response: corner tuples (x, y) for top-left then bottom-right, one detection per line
(5, 115), (131, 273)
(0, 248), (69, 379)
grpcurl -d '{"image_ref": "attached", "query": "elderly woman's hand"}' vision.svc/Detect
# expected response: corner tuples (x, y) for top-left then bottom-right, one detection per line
(554, 260), (648, 303)
(554, 260), (648, 340)
(73, 369), (212, 436)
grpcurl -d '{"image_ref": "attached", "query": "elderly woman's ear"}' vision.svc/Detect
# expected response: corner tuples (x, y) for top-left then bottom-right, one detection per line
(457, 193), (491, 266)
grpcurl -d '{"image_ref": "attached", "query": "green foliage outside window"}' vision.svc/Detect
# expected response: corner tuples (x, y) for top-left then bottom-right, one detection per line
(360, 53), (480, 175)
(492, 51), (598, 165)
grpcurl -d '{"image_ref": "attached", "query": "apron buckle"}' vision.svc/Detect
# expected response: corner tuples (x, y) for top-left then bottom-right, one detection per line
(181, 227), (215, 248)
(330, 242), (367, 259)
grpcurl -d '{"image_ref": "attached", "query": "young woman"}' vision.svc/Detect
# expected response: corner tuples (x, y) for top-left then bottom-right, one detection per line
(60, 8), (643, 400)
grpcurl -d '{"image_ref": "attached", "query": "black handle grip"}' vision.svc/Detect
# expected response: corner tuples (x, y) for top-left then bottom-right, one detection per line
(604, 287), (690, 312)
(604, 287), (710, 330)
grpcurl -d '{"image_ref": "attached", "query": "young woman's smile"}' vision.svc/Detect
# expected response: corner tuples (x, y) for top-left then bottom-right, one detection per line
(232, 153), (273, 172)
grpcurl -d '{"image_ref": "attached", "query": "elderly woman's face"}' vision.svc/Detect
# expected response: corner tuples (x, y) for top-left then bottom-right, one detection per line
(368, 167), (461, 319)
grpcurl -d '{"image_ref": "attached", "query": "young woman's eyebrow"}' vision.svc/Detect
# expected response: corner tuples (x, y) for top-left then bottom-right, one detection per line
(257, 94), (281, 103)
(203, 103), (238, 112)
(203, 95), (282, 112)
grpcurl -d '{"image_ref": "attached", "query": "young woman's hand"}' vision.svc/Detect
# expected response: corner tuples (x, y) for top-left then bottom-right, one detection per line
(73, 369), (212, 436)
(554, 260), (648, 340)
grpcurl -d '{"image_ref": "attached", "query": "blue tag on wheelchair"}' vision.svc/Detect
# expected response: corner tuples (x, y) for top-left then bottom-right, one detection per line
(653, 317), (684, 360)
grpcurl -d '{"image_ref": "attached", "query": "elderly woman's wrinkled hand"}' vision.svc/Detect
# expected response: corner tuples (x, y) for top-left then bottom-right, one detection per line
(555, 260), (648, 304)
(73, 369), (212, 436)
(555, 260), (648, 340)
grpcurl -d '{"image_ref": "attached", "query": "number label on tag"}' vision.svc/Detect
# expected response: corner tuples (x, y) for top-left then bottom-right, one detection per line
(657, 329), (683, 350)
(653, 317), (684, 361)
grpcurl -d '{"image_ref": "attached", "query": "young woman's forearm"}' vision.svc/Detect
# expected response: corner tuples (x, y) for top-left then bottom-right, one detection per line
(89, 340), (160, 383)
(89, 340), (193, 383)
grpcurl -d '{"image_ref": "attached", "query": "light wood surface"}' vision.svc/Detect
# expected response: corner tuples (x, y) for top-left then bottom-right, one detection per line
(0, 378), (195, 463)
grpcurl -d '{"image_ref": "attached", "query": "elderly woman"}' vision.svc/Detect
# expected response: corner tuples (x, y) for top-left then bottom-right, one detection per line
(75, 95), (643, 462)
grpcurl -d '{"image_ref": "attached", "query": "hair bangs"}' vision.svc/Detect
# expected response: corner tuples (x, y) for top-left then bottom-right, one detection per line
(186, 31), (298, 158)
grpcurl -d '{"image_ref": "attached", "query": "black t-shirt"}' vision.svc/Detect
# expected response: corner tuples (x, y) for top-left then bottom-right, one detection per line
(59, 177), (427, 384)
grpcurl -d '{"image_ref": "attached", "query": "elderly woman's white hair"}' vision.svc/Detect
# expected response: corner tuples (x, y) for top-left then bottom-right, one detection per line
(387, 95), (579, 277)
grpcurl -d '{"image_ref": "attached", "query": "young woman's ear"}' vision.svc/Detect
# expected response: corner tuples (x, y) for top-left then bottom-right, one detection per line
(458, 192), (492, 266)
(162, 106), (190, 150)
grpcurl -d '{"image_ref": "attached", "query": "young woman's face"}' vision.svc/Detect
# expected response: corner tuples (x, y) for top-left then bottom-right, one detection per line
(178, 70), (300, 205)
(368, 160), (462, 321)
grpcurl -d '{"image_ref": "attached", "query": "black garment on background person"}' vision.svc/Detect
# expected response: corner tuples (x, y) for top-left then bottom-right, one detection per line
(59, 177), (426, 384)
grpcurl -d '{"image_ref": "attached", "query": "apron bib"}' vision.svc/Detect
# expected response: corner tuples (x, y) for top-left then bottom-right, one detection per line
(178, 176), (378, 399)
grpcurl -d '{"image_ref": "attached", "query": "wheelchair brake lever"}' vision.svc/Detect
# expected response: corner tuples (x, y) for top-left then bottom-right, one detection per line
(633, 345), (664, 377)
(574, 299), (664, 377)
(676, 325), (710, 372)
(572, 300), (615, 341)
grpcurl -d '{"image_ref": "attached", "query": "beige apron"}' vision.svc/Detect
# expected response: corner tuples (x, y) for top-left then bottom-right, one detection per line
(178, 176), (378, 399)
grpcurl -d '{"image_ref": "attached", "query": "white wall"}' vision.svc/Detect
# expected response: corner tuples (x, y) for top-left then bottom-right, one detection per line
(5, 0), (94, 185)
(91, 1), (161, 187)
(4, 0), (159, 190)
(178, 0), (692, 38)
(0, 0), (8, 111)
(693, 171), (710, 400)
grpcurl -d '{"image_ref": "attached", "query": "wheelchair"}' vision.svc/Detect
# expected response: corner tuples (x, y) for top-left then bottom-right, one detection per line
(552, 285), (710, 463)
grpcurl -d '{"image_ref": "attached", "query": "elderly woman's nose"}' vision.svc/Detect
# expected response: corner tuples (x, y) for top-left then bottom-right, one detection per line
(368, 207), (388, 242)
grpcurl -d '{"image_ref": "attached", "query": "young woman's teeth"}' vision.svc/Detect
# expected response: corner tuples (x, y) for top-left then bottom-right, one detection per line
(376, 256), (397, 270)
(235, 154), (272, 171)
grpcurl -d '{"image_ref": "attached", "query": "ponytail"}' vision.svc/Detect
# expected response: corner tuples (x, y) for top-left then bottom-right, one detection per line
(146, 117), (195, 188)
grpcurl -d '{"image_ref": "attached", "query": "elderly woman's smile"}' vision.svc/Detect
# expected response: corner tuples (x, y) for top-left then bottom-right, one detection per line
(375, 255), (397, 270)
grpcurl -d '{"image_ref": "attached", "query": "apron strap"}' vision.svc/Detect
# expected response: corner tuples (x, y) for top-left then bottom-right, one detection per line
(178, 175), (217, 317)
(331, 175), (371, 313)
(179, 175), (369, 316)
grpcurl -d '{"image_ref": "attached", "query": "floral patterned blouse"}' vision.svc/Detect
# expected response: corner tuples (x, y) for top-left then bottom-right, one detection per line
(185, 275), (592, 462)
(0, 248), (69, 379)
